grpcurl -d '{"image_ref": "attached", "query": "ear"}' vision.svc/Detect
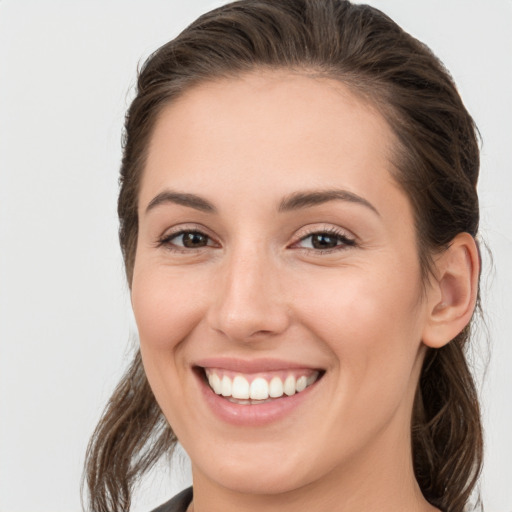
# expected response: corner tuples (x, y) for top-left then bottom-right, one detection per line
(422, 233), (480, 349)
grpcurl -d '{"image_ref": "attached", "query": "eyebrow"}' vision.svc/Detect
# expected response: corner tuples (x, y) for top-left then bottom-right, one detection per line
(145, 188), (379, 216)
(278, 189), (380, 216)
(145, 190), (217, 214)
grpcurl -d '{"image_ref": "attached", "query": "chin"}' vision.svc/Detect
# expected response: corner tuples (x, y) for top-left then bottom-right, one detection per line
(208, 460), (313, 495)
(188, 437), (334, 497)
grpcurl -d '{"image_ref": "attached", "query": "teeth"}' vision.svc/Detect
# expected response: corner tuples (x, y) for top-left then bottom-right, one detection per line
(232, 375), (250, 399)
(205, 369), (320, 402)
(283, 375), (296, 396)
(210, 372), (222, 394)
(269, 376), (283, 398)
(296, 375), (307, 392)
(250, 378), (269, 400)
(221, 375), (232, 397)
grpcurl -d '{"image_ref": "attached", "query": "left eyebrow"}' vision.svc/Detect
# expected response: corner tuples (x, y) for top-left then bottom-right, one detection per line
(278, 189), (380, 216)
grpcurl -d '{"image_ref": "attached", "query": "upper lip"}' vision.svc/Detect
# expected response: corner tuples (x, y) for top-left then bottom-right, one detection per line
(194, 357), (324, 373)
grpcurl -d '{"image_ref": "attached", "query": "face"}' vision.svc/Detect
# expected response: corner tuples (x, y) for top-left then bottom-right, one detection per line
(132, 72), (431, 496)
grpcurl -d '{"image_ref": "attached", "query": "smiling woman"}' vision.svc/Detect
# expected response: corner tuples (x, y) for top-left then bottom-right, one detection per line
(83, 1), (483, 512)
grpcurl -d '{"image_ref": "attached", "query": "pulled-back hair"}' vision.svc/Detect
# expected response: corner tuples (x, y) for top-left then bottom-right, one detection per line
(84, 1), (483, 511)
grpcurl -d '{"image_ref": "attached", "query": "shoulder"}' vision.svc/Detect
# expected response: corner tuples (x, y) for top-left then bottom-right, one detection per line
(150, 487), (193, 512)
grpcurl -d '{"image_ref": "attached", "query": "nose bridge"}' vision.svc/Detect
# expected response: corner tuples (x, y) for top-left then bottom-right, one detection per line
(208, 240), (289, 341)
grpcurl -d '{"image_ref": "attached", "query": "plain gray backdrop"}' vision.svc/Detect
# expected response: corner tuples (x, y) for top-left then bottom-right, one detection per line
(0, 1), (511, 511)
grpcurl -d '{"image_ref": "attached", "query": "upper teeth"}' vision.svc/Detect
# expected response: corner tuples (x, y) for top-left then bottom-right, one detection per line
(205, 369), (319, 400)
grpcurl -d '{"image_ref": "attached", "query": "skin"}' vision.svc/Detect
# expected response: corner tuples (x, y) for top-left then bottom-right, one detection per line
(130, 71), (473, 512)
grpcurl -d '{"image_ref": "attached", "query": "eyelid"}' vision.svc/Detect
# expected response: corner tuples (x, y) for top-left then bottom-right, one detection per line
(293, 224), (356, 240)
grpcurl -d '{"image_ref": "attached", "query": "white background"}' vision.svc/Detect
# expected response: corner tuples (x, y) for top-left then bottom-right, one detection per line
(0, 1), (511, 511)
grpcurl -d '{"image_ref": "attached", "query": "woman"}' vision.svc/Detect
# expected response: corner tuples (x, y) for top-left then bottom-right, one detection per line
(84, 1), (483, 511)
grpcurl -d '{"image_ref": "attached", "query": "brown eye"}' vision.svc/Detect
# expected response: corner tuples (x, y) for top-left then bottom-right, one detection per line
(161, 230), (214, 249)
(296, 230), (356, 251)
(180, 231), (209, 248)
(310, 233), (340, 249)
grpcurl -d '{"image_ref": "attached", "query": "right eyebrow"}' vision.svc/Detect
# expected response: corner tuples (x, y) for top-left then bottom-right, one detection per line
(145, 190), (217, 214)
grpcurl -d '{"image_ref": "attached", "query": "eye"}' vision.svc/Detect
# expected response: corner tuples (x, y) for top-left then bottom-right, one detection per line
(159, 229), (216, 250)
(294, 229), (356, 251)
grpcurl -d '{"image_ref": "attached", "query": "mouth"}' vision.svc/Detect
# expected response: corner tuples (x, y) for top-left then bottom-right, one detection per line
(196, 366), (325, 405)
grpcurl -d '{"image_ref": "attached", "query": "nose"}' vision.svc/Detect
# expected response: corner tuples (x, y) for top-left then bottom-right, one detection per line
(206, 245), (291, 342)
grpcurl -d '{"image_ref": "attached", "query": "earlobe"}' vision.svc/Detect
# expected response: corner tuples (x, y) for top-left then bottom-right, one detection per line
(422, 233), (480, 349)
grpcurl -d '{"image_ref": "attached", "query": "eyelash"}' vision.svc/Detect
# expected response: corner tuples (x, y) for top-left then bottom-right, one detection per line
(157, 227), (356, 254)
(157, 228), (217, 252)
(292, 227), (356, 254)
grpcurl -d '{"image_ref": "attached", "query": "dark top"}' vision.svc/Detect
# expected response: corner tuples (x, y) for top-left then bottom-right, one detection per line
(150, 487), (193, 512)
(150, 486), (445, 511)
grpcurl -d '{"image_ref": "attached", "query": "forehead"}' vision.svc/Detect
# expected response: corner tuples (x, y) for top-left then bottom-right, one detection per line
(141, 70), (403, 215)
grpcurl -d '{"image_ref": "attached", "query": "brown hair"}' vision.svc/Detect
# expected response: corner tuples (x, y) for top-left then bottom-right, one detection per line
(83, 1), (483, 511)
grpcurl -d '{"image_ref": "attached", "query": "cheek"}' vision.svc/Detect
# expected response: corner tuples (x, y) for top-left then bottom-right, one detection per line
(292, 268), (425, 451)
(291, 264), (424, 382)
(131, 265), (205, 352)
(130, 265), (207, 428)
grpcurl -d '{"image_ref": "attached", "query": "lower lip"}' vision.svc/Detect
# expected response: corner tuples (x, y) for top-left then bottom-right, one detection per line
(195, 369), (322, 426)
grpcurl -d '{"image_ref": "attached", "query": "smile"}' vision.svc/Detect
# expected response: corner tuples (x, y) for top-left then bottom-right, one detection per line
(203, 368), (321, 404)
(193, 359), (326, 425)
